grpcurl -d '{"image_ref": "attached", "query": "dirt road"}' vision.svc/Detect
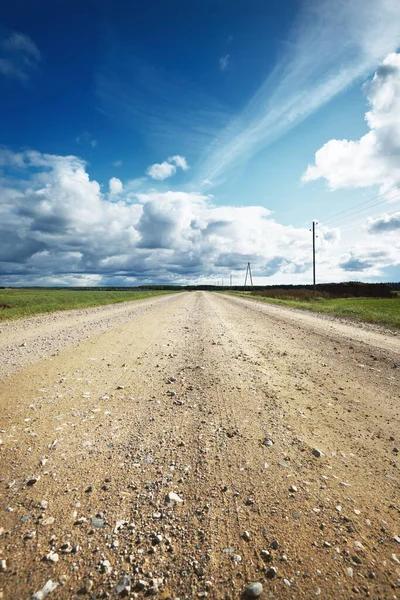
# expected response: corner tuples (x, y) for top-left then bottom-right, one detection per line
(0, 291), (399, 599)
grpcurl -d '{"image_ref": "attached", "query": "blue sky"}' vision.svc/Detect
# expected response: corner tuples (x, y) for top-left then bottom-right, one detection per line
(1, 0), (400, 286)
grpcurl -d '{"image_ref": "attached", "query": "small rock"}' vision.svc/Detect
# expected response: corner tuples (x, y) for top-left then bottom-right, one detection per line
(244, 582), (263, 597)
(115, 576), (131, 597)
(99, 559), (112, 574)
(263, 439), (273, 447)
(260, 550), (271, 562)
(45, 551), (59, 563)
(31, 580), (58, 599)
(80, 580), (93, 594)
(232, 554), (242, 563)
(312, 448), (324, 458)
(346, 567), (353, 578)
(242, 531), (251, 541)
(40, 501), (48, 510)
(41, 517), (55, 526)
(165, 492), (183, 505)
(289, 485), (297, 493)
(266, 567), (277, 579)
(271, 539), (279, 550)
(27, 476), (40, 487)
(91, 517), (105, 528)
(0, 559), (6, 571)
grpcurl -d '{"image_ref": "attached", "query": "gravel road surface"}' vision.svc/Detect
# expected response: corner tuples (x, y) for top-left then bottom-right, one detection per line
(0, 291), (399, 599)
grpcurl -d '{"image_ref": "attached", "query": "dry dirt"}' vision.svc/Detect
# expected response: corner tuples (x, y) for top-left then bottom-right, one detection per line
(0, 291), (399, 600)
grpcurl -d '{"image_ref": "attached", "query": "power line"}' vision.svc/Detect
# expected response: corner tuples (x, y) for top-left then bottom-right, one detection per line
(322, 193), (400, 227)
(320, 184), (400, 226)
(338, 208), (400, 232)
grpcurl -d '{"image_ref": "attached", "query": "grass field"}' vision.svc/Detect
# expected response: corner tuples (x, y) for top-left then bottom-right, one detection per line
(0, 289), (177, 321)
(225, 292), (400, 329)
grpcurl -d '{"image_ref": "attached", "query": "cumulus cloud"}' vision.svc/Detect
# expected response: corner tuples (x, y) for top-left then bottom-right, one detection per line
(146, 155), (189, 180)
(0, 31), (41, 82)
(367, 211), (400, 233)
(302, 53), (400, 192)
(109, 177), (123, 195)
(0, 147), (397, 286)
(219, 55), (229, 71)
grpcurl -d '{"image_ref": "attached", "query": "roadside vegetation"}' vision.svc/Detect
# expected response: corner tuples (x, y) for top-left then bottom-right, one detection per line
(0, 289), (176, 321)
(225, 290), (400, 329)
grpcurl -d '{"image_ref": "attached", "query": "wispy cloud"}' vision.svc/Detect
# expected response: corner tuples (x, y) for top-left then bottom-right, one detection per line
(0, 31), (41, 82)
(76, 131), (98, 148)
(196, 0), (400, 186)
(96, 55), (232, 157)
(219, 54), (229, 71)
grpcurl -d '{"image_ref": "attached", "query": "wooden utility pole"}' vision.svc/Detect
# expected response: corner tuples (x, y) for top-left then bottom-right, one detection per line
(312, 221), (317, 296)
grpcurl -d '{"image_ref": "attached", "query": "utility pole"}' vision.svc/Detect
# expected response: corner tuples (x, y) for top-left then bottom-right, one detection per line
(312, 221), (317, 297)
(230, 274), (232, 288)
(244, 262), (253, 291)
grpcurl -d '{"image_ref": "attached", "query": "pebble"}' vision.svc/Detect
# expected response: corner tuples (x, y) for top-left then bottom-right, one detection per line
(99, 559), (112, 574)
(31, 580), (58, 599)
(165, 492), (183, 505)
(26, 476), (40, 487)
(312, 448), (324, 458)
(45, 551), (59, 563)
(263, 439), (273, 447)
(91, 517), (105, 528)
(289, 485), (297, 492)
(346, 567), (353, 578)
(266, 567), (277, 579)
(41, 517), (55, 526)
(261, 550), (271, 561)
(242, 531), (251, 541)
(115, 576), (131, 596)
(244, 582), (263, 597)
(0, 559), (6, 571)
(271, 539), (279, 550)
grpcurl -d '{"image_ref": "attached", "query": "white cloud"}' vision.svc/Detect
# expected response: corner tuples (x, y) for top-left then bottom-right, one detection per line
(0, 31), (41, 82)
(196, 0), (400, 185)
(168, 155), (189, 171)
(367, 211), (400, 233)
(146, 155), (189, 180)
(109, 177), (123, 195)
(303, 53), (400, 192)
(219, 55), (229, 71)
(113, 160), (122, 167)
(0, 148), (398, 286)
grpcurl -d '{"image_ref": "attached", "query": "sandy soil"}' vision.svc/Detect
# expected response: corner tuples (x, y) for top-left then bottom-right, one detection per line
(0, 291), (399, 600)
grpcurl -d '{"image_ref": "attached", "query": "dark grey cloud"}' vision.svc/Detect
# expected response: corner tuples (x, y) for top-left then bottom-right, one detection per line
(340, 257), (372, 271)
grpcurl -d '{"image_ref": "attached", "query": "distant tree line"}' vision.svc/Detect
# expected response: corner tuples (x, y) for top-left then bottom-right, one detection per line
(0, 281), (398, 297)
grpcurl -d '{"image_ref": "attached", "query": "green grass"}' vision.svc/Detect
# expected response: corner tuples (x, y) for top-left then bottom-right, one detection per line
(223, 292), (400, 329)
(0, 289), (177, 321)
